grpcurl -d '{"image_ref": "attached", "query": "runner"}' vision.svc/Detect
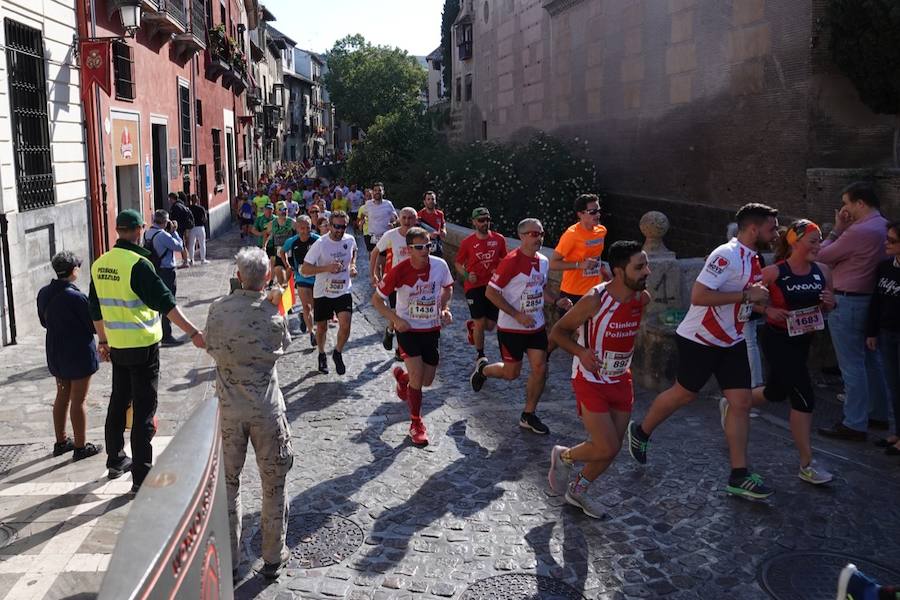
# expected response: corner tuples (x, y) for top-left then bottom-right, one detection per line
(238, 194), (254, 239)
(549, 193), (609, 312)
(331, 188), (350, 214)
(371, 207), (419, 356)
(251, 203), (276, 257)
(252, 183), (270, 217)
(417, 191), (446, 258)
(262, 205), (295, 286)
(741, 219), (836, 484)
(372, 227), (454, 446)
(548, 240), (651, 517)
(626, 203), (779, 500)
(285, 191), (300, 219)
(349, 183), (365, 233)
(301, 210), (358, 375)
(469, 218), (570, 435)
(282, 215), (320, 347)
(362, 183), (397, 253)
(455, 208), (508, 361)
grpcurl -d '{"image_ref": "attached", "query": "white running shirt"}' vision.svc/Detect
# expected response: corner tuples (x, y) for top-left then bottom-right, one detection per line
(303, 233), (357, 298)
(489, 249), (550, 333)
(365, 200), (397, 240)
(376, 256), (454, 331)
(374, 227), (411, 274)
(676, 238), (763, 347)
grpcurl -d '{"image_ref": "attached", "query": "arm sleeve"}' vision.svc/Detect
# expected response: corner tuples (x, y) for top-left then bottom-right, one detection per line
(131, 259), (177, 314)
(488, 255), (516, 290)
(554, 230), (574, 257)
(376, 266), (399, 299)
(455, 240), (469, 267)
(498, 236), (508, 258)
(375, 233), (390, 252)
(88, 279), (102, 321)
(75, 292), (96, 334)
(695, 252), (735, 291)
(817, 230), (854, 266)
(303, 240), (321, 266)
(36, 290), (46, 328)
(441, 262), (454, 288)
(157, 231), (184, 253)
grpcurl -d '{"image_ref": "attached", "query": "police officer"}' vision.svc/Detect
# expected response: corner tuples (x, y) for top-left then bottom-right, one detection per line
(89, 209), (206, 492)
(205, 246), (293, 580)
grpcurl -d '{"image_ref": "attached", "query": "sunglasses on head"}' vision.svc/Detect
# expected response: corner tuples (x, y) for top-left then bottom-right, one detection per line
(410, 242), (433, 251)
(522, 231), (545, 238)
(476, 217), (491, 223)
(331, 223), (347, 229)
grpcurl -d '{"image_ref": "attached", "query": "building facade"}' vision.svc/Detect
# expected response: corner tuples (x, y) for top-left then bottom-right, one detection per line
(449, 0), (899, 253)
(425, 46), (445, 107)
(0, 0), (90, 345)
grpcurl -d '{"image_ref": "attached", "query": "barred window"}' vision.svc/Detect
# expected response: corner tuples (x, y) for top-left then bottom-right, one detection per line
(4, 19), (54, 211)
(212, 129), (223, 186)
(112, 41), (135, 101)
(178, 82), (192, 160)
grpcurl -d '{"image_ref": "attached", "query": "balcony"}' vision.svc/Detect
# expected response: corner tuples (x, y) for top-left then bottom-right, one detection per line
(246, 86), (262, 107)
(172, 0), (207, 59)
(204, 25), (233, 81)
(224, 52), (248, 94)
(458, 40), (472, 61)
(142, 0), (187, 37)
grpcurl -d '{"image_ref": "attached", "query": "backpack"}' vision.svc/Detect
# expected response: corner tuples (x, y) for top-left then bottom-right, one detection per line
(143, 230), (169, 270)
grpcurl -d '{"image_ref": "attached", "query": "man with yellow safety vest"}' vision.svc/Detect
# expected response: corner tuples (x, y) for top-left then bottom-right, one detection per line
(89, 209), (206, 492)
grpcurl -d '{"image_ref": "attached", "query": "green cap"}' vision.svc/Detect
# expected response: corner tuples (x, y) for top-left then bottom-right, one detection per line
(116, 209), (144, 229)
(471, 207), (490, 219)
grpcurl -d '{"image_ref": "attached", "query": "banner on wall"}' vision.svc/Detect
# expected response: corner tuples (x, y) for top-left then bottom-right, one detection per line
(111, 119), (139, 167)
(80, 40), (111, 100)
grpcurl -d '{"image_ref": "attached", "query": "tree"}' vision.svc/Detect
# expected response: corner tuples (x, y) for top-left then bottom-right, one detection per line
(440, 0), (460, 98)
(323, 35), (426, 132)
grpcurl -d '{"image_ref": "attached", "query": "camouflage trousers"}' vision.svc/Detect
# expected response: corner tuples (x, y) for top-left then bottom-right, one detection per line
(221, 405), (294, 565)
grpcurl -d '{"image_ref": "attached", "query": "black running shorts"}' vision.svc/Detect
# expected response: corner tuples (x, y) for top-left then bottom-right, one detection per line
(465, 286), (499, 322)
(759, 324), (816, 413)
(397, 330), (440, 366)
(498, 329), (548, 363)
(675, 335), (751, 393)
(313, 294), (352, 322)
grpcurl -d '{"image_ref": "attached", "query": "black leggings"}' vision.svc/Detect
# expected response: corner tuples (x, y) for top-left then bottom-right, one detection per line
(759, 324), (815, 413)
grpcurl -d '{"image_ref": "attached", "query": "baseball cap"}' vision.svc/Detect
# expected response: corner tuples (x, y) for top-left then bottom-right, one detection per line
(264, 203), (274, 210)
(471, 207), (490, 219)
(51, 250), (81, 278)
(116, 209), (144, 229)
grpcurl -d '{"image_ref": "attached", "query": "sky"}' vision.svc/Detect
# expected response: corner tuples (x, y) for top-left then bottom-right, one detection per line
(260, 0), (445, 57)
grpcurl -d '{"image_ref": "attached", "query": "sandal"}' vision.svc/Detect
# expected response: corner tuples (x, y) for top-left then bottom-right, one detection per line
(73, 442), (103, 462)
(52, 438), (75, 457)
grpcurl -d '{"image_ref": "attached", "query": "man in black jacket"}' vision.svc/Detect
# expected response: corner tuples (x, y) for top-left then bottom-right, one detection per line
(187, 193), (209, 265)
(168, 192), (194, 268)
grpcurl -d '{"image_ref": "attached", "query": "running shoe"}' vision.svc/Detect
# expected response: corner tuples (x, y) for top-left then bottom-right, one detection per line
(719, 397), (728, 432)
(726, 472), (774, 500)
(520, 412), (549, 435)
(394, 348), (402, 362)
(53, 437), (75, 457)
(565, 481), (606, 519)
(259, 547), (291, 580)
(470, 357), (488, 392)
(309, 332), (317, 347)
(107, 456), (133, 480)
(317, 352), (329, 374)
(798, 459), (834, 485)
(548, 445), (572, 494)
(836, 563), (882, 600)
(626, 421), (649, 465)
(382, 326), (394, 351)
(466, 319), (475, 345)
(332, 350), (346, 375)
(409, 419), (429, 446)
(73, 442), (103, 462)
(393, 367), (409, 402)
(299, 318), (307, 333)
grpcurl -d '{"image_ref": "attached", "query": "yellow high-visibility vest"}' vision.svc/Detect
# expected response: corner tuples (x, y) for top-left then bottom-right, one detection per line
(91, 248), (163, 348)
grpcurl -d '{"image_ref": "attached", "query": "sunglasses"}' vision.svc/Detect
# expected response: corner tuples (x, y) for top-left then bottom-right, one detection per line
(410, 242), (433, 251)
(331, 223), (347, 230)
(476, 217), (491, 223)
(522, 231), (545, 238)
(888, 237), (900, 244)
(584, 208), (601, 215)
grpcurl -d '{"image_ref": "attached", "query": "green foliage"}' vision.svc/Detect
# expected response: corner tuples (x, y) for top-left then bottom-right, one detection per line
(441, 0), (460, 99)
(826, 0), (900, 115)
(323, 35), (427, 131)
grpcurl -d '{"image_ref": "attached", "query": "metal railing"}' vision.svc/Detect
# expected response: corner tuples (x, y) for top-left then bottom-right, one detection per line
(160, 0), (188, 29)
(189, 0), (206, 40)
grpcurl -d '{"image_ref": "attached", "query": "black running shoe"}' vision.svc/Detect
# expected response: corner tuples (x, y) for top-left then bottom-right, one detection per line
(53, 438), (75, 457)
(333, 350), (346, 375)
(470, 357), (488, 392)
(299, 318), (307, 333)
(309, 332), (317, 347)
(73, 442), (103, 462)
(519, 412), (549, 435)
(382, 326), (394, 351)
(726, 472), (774, 500)
(627, 421), (649, 465)
(318, 352), (329, 374)
(107, 456), (133, 479)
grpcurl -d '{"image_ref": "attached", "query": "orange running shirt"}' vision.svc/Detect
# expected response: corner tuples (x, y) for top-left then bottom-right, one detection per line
(555, 223), (608, 296)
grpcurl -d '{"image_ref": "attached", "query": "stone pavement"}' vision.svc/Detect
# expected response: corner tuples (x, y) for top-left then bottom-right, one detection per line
(2, 228), (900, 599)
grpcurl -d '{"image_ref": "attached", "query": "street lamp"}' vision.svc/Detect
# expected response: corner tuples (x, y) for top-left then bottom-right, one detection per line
(108, 0), (143, 38)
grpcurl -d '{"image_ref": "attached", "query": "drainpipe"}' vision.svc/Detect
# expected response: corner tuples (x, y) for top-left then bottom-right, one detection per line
(78, 0), (107, 257)
(0, 214), (16, 346)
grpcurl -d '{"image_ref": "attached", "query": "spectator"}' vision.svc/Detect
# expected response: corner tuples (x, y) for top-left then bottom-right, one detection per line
(238, 194), (254, 239)
(145, 209), (186, 345)
(169, 192), (194, 268)
(37, 251), (102, 461)
(817, 182), (890, 440)
(187, 194), (209, 265)
(866, 221), (900, 455)
(205, 246), (293, 580)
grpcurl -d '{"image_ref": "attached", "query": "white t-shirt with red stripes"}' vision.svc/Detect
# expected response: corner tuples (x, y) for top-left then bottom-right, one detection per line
(488, 249), (550, 333)
(573, 283), (646, 384)
(676, 238), (763, 347)
(376, 256), (454, 331)
(375, 227), (410, 274)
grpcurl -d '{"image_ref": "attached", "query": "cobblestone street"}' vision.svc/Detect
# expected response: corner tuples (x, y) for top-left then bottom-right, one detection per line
(2, 229), (899, 600)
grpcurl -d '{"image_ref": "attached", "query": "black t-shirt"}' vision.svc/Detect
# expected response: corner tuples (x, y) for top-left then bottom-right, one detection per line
(288, 235), (317, 272)
(866, 258), (900, 336)
(189, 204), (208, 227)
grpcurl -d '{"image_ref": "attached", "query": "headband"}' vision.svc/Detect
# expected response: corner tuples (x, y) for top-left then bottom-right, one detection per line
(785, 220), (821, 246)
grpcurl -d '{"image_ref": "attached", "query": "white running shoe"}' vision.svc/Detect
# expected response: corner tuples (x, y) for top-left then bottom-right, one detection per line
(719, 397), (728, 431)
(799, 459), (834, 485)
(548, 445), (571, 494)
(564, 482), (605, 519)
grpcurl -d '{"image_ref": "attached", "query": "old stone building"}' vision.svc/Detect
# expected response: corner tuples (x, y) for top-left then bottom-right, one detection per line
(449, 0), (899, 255)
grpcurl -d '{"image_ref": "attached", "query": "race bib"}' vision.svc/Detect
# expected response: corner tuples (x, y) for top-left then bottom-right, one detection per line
(582, 260), (602, 277)
(738, 302), (754, 323)
(787, 306), (824, 337)
(408, 295), (437, 321)
(371, 234), (381, 244)
(327, 278), (347, 294)
(598, 350), (633, 378)
(520, 289), (543, 314)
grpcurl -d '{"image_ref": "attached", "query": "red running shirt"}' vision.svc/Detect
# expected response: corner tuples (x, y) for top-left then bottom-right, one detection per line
(376, 256), (454, 331)
(456, 231), (508, 291)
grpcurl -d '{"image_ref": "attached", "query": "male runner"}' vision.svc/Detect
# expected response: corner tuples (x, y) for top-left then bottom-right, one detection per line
(251, 183), (271, 217)
(301, 211), (358, 375)
(417, 191), (446, 258)
(262, 205), (295, 286)
(548, 241), (651, 518)
(626, 203), (779, 500)
(455, 208), (507, 361)
(282, 215), (320, 346)
(549, 193), (609, 312)
(361, 183), (397, 253)
(470, 218), (571, 434)
(371, 207), (419, 355)
(372, 227), (454, 446)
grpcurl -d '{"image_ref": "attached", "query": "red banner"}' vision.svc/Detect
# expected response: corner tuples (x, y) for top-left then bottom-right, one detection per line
(80, 40), (111, 99)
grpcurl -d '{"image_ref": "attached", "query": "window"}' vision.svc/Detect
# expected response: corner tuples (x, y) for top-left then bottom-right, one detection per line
(436, 82), (441, 100)
(178, 81), (192, 161)
(465, 74), (472, 101)
(455, 77), (461, 102)
(482, 120), (487, 140)
(112, 41), (135, 101)
(432, 59), (442, 71)
(196, 99), (203, 126)
(457, 23), (473, 60)
(220, 3), (226, 28)
(205, 0), (213, 31)
(4, 19), (54, 211)
(212, 129), (223, 187)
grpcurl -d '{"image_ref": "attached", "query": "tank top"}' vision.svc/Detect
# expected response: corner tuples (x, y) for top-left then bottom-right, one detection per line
(572, 282), (644, 384)
(271, 218), (295, 248)
(767, 261), (825, 332)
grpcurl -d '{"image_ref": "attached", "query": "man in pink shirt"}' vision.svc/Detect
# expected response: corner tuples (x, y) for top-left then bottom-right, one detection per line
(817, 182), (890, 440)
